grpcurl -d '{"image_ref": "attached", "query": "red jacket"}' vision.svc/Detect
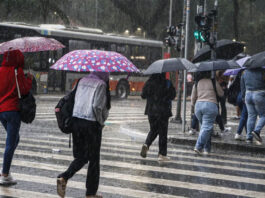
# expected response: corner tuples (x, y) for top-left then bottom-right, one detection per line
(0, 50), (32, 113)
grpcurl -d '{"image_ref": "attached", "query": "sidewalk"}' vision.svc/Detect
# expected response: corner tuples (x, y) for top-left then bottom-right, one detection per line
(122, 118), (265, 154)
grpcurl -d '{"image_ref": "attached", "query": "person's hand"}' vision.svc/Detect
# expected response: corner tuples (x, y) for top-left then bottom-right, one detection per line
(55, 108), (60, 112)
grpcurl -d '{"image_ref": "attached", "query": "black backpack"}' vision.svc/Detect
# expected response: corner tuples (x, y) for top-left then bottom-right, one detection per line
(227, 74), (241, 106)
(55, 79), (80, 134)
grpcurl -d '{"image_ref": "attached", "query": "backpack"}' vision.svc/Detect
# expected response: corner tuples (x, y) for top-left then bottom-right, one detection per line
(55, 79), (80, 134)
(227, 74), (241, 106)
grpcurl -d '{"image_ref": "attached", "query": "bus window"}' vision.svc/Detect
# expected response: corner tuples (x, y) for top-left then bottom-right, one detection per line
(69, 40), (91, 51)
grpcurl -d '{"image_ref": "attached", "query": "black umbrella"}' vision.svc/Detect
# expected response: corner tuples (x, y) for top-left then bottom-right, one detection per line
(243, 51), (265, 69)
(189, 60), (240, 73)
(192, 39), (245, 63)
(143, 58), (196, 75)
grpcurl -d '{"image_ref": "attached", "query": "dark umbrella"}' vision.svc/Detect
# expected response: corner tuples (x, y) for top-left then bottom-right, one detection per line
(243, 51), (265, 69)
(143, 58), (196, 75)
(189, 59), (240, 72)
(192, 39), (245, 63)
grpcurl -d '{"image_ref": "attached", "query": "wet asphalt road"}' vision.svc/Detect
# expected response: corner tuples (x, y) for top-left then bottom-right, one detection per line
(0, 96), (265, 198)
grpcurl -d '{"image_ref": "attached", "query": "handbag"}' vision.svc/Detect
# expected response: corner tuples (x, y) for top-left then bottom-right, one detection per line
(15, 69), (36, 123)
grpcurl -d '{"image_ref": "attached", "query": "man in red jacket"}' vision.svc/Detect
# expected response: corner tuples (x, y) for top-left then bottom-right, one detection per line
(0, 49), (32, 185)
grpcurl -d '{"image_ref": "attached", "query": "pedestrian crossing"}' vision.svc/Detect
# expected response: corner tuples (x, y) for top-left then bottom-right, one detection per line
(0, 134), (265, 198)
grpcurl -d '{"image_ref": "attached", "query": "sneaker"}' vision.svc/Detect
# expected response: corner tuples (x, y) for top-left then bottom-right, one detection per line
(158, 154), (170, 162)
(252, 131), (262, 142)
(0, 174), (17, 185)
(194, 148), (202, 155)
(234, 134), (245, 141)
(57, 177), (67, 198)
(188, 129), (197, 135)
(255, 140), (262, 146)
(203, 151), (210, 155)
(140, 144), (148, 158)
(86, 195), (103, 198)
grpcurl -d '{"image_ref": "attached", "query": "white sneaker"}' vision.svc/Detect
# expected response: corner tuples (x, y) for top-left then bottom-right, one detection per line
(0, 174), (17, 185)
(234, 134), (245, 141)
(158, 154), (170, 162)
(188, 129), (195, 135)
(203, 151), (210, 155)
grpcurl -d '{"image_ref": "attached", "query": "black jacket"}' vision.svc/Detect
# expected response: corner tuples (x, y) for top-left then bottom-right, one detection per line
(141, 74), (176, 117)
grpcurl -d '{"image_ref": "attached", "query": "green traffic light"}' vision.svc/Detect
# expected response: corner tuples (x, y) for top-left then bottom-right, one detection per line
(194, 30), (200, 40)
(194, 30), (208, 42)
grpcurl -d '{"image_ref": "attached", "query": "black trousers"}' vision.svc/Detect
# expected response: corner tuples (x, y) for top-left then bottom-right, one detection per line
(58, 118), (102, 196)
(145, 115), (169, 156)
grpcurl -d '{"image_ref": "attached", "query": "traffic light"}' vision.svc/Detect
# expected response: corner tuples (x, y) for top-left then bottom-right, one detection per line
(194, 14), (212, 43)
(164, 25), (180, 51)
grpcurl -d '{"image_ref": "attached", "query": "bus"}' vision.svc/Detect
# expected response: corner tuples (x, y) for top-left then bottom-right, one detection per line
(0, 22), (164, 98)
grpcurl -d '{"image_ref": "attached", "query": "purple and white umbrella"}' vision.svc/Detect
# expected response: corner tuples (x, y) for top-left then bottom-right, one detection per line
(223, 56), (250, 76)
(50, 50), (140, 73)
(0, 36), (65, 54)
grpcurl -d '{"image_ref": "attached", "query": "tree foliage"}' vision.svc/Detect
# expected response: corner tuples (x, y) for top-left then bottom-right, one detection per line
(0, 0), (265, 54)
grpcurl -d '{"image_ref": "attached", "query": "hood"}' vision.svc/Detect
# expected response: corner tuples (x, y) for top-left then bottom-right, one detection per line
(90, 72), (109, 82)
(1, 49), (24, 68)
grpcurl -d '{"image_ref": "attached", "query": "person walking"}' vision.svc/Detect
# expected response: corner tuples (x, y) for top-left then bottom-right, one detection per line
(191, 71), (224, 155)
(0, 49), (32, 185)
(56, 72), (111, 198)
(140, 73), (176, 162)
(241, 68), (265, 144)
(234, 71), (248, 141)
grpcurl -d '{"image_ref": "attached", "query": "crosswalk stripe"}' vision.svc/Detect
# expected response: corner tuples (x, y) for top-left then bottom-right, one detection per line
(10, 172), (184, 198)
(1, 157), (265, 198)
(1, 144), (265, 186)
(0, 187), (63, 198)
(9, 141), (265, 174)
(9, 137), (265, 166)
(3, 140), (265, 172)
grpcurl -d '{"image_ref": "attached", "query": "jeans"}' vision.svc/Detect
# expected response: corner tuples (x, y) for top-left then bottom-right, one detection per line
(145, 115), (169, 156)
(195, 101), (218, 152)
(0, 111), (21, 175)
(191, 113), (223, 131)
(236, 103), (248, 135)
(58, 118), (102, 196)
(245, 90), (265, 140)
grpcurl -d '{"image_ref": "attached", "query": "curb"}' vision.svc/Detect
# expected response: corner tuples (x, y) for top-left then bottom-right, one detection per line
(168, 137), (265, 154)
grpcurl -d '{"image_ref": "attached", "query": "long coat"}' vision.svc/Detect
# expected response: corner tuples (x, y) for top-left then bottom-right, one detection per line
(141, 74), (176, 117)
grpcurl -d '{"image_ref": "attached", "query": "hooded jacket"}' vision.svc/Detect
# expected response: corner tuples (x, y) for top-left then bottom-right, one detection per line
(72, 72), (109, 125)
(0, 50), (32, 112)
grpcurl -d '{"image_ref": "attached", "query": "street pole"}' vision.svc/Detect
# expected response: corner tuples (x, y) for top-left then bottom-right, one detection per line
(211, 0), (218, 61)
(181, 0), (191, 132)
(167, 0), (173, 55)
(173, 0), (186, 123)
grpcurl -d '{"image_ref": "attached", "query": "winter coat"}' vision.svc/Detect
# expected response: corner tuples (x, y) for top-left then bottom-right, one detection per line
(141, 74), (176, 117)
(72, 72), (109, 126)
(0, 50), (32, 113)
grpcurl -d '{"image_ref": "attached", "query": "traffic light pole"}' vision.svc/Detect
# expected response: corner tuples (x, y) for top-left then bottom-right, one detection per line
(210, 0), (218, 61)
(173, 0), (186, 123)
(181, 0), (191, 132)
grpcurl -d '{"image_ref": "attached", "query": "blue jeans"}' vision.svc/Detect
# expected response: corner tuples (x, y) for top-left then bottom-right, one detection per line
(195, 101), (218, 152)
(245, 91), (265, 140)
(236, 93), (248, 135)
(0, 111), (21, 175)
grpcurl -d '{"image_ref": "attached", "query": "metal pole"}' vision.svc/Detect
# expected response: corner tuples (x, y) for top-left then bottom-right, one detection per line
(173, 0), (186, 123)
(167, 0), (173, 54)
(181, 0), (191, 132)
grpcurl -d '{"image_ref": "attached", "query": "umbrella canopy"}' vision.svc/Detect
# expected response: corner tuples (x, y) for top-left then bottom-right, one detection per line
(143, 58), (196, 75)
(192, 39), (244, 63)
(50, 49), (140, 73)
(244, 51), (265, 69)
(189, 59), (240, 73)
(223, 56), (250, 76)
(0, 36), (65, 54)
